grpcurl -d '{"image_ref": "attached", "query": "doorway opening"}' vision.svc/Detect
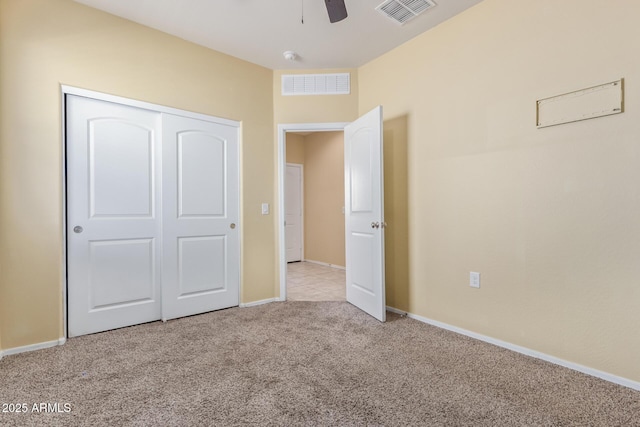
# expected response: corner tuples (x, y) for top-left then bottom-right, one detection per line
(277, 123), (349, 302)
(285, 130), (346, 301)
(278, 107), (386, 322)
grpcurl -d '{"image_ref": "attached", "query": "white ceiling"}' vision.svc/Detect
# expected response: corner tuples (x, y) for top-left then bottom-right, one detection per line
(74, 0), (484, 70)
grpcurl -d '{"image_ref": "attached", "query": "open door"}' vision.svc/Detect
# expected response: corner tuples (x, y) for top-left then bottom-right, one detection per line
(344, 106), (386, 322)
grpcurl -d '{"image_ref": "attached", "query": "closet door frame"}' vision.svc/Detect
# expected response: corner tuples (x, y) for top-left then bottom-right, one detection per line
(61, 85), (241, 339)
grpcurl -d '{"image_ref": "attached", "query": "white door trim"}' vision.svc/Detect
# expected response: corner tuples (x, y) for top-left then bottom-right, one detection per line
(61, 85), (241, 339)
(277, 123), (349, 301)
(61, 85), (240, 127)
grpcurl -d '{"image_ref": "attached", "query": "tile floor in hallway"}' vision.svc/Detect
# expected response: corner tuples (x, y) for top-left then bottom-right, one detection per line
(287, 261), (346, 301)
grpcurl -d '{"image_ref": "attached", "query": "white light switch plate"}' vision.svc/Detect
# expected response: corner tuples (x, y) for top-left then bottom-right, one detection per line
(470, 272), (480, 288)
(261, 203), (270, 215)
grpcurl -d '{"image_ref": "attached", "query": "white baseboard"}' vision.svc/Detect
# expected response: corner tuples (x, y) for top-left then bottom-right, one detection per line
(303, 259), (346, 270)
(0, 337), (66, 358)
(386, 306), (640, 392)
(239, 298), (278, 308)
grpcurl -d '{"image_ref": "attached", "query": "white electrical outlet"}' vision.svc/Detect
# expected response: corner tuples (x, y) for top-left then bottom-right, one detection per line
(470, 272), (480, 288)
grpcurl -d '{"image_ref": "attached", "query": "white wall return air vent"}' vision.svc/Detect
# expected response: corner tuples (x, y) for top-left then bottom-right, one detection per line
(282, 73), (350, 96)
(376, 0), (437, 25)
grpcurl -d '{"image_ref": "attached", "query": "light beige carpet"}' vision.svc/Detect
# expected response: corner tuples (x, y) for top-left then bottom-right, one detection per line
(0, 301), (638, 426)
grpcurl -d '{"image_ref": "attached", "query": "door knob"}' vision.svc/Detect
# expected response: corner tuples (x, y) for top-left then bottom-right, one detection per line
(73, 226), (83, 234)
(371, 222), (380, 229)
(230, 223), (236, 229)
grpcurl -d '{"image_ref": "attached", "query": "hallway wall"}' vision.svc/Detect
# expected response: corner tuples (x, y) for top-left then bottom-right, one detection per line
(303, 132), (345, 267)
(285, 132), (345, 267)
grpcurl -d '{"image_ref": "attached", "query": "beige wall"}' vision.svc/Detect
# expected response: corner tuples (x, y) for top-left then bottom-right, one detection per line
(0, 0), (275, 350)
(303, 132), (345, 267)
(359, 0), (640, 382)
(285, 133), (306, 165)
(285, 132), (345, 267)
(383, 116), (410, 310)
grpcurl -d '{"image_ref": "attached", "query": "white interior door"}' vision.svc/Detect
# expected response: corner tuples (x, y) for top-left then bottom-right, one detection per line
(67, 95), (162, 337)
(161, 114), (240, 321)
(286, 163), (303, 262)
(344, 106), (386, 322)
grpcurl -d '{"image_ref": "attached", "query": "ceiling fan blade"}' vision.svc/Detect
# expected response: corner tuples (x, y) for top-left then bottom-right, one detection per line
(325, 0), (348, 23)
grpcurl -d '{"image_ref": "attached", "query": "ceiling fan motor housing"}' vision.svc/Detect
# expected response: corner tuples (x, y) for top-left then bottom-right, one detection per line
(325, 0), (348, 23)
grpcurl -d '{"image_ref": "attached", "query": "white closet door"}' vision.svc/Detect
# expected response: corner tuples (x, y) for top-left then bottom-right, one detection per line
(285, 163), (303, 262)
(67, 96), (162, 337)
(161, 114), (240, 320)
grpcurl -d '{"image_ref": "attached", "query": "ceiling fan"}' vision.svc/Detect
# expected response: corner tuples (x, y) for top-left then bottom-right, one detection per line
(324, 0), (348, 23)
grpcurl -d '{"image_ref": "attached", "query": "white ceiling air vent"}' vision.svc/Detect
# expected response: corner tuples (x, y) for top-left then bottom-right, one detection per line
(282, 73), (350, 96)
(376, 0), (437, 25)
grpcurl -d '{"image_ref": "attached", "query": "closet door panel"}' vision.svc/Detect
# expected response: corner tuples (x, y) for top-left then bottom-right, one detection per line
(162, 114), (240, 320)
(67, 95), (162, 337)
